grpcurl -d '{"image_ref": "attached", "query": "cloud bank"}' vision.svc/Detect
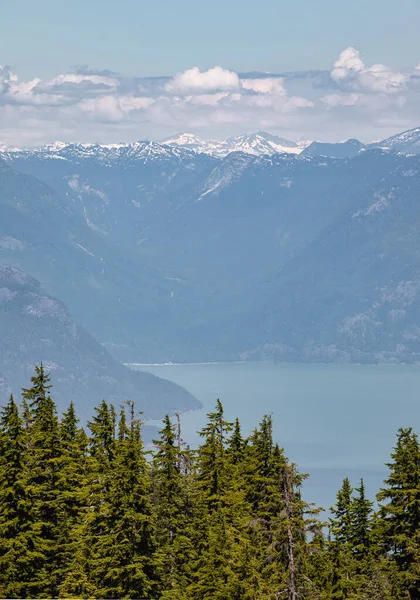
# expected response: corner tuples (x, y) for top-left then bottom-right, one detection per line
(0, 48), (420, 146)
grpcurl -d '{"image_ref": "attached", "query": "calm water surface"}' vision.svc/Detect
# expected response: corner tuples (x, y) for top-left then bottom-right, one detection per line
(133, 362), (420, 510)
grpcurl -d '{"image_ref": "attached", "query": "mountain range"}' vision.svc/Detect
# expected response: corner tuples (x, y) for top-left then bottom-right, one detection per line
(2, 126), (420, 161)
(1, 126), (420, 373)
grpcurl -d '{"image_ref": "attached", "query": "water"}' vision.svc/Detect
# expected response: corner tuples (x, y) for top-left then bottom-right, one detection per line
(132, 362), (420, 512)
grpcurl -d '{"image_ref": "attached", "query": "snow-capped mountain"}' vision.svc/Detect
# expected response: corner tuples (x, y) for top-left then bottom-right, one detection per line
(0, 132), (309, 164)
(0, 140), (198, 166)
(160, 133), (221, 155)
(162, 131), (310, 157)
(3, 130), (420, 367)
(373, 127), (420, 154)
(2, 126), (420, 166)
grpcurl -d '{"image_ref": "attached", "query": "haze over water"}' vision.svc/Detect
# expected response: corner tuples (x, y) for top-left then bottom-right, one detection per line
(133, 362), (420, 511)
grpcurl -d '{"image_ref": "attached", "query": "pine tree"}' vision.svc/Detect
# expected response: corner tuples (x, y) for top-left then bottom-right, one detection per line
(7, 366), (420, 600)
(377, 427), (420, 600)
(88, 399), (117, 467)
(307, 524), (333, 600)
(0, 369), (68, 598)
(244, 415), (276, 515)
(227, 417), (245, 465)
(188, 401), (249, 599)
(0, 395), (32, 597)
(152, 415), (196, 598)
(88, 402), (155, 598)
(198, 399), (232, 509)
(22, 362), (52, 416)
(60, 400), (119, 597)
(350, 478), (373, 561)
(329, 477), (356, 599)
(55, 402), (91, 590)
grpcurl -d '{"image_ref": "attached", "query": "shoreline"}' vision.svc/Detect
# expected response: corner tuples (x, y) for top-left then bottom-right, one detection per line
(126, 361), (244, 367)
(127, 360), (420, 368)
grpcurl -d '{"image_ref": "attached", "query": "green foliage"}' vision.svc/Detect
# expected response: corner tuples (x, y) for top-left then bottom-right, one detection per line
(0, 366), (419, 599)
(376, 428), (420, 600)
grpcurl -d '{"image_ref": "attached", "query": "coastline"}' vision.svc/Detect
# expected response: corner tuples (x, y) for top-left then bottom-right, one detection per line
(126, 361), (244, 367)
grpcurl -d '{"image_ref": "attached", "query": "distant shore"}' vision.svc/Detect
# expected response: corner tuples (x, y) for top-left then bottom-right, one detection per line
(126, 361), (233, 367)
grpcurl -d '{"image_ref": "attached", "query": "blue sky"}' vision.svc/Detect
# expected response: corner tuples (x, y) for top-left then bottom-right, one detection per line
(0, 0), (420, 145)
(2, 0), (420, 78)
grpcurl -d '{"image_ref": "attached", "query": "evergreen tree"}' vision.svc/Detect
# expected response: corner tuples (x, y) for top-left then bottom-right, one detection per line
(3, 365), (63, 598)
(198, 399), (232, 509)
(329, 477), (356, 599)
(88, 402), (155, 598)
(4, 366), (420, 600)
(0, 395), (32, 597)
(59, 400), (120, 597)
(152, 415), (195, 598)
(22, 363), (52, 417)
(350, 478), (373, 561)
(227, 417), (245, 465)
(377, 427), (420, 600)
(55, 402), (91, 589)
(189, 402), (247, 599)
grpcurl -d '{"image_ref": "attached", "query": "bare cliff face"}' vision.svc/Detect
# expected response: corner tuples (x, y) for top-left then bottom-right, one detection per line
(0, 266), (200, 420)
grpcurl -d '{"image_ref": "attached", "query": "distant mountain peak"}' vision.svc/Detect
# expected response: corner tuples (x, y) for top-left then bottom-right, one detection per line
(374, 126), (420, 154)
(0, 266), (40, 291)
(161, 131), (311, 157)
(2, 126), (420, 164)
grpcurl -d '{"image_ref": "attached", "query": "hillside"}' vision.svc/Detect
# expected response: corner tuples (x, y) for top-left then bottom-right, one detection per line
(0, 266), (199, 418)
(1, 132), (420, 365)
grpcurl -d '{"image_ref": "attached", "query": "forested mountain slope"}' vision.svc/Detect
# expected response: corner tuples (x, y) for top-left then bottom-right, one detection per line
(2, 143), (420, 364)
(0, 266), (199, 418)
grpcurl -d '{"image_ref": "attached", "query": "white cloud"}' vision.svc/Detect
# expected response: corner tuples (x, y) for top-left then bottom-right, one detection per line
(0, 49), (420, 146)
(0, 65), (15, 94)
(118, 96), (155, 112)
(41, 73), (118, 89)
(78, 96), (124, 121)
(331, 47), (365, 81)
(185, 92), (229, 106)
(331, 47), (408, 93)
(166, 66), (240, 92)
(241, 77), (286, 95)
(322, 93), (360, 107)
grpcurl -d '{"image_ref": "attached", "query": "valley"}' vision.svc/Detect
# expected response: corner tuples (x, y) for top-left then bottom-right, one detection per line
(1, 127), (420, 369)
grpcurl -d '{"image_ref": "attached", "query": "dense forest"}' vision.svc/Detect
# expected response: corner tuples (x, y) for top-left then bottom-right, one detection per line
(0, 366), (419, 599)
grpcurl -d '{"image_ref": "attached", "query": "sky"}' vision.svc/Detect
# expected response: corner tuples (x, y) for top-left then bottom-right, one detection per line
(1, 0), (420, 146)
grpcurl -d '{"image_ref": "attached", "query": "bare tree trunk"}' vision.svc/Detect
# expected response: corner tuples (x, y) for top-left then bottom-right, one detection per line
(284, 467), (297, 600)
(175, 411), (182, 470)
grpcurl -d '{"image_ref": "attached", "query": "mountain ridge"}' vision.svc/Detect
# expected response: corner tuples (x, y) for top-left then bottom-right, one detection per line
(0, 265), (200, 419)
(2, 136), (420, 366)
(2, 125), (420, 161)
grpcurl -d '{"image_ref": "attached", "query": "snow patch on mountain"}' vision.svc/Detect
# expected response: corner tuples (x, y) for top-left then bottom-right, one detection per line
(162, 131), (310, 157)
(67, 175), (108, 203)
(1, 126), (420, 165)
(197, 153), (255, 200)
(373, 127), (420, 154)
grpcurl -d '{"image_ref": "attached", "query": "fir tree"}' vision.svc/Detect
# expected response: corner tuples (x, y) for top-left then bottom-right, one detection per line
(152, 415), (195, 597)
(22, 362), (52, 417)
(89, 402), (155, 598)
(198, 400), (232, 503)
(377, 427), (420, 600)
(329, 477), (356, 599)
(6, 365), (63, 598)
(227, 417), (245, 465)
(0, 395), (32, 597)
(350, 478), (373, 561)
(55, 402), (90, 589)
